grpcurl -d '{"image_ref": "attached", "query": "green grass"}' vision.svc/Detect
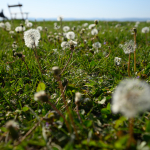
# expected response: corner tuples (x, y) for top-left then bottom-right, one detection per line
(1, 19), (150, 150)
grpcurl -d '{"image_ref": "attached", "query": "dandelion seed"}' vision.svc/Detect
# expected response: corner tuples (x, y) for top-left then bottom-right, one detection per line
(112, 79), (150, 118)
(24, 29), (40, 48)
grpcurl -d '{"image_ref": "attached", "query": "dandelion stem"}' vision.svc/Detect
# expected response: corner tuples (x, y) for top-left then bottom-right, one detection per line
(76, 104), (82, 124)
(133, 28), (137, 72)
(127, 118), (136, 148)
(61, 46), (74, 74)
(145, 32), (148, 45)
(21, 57), (31, 77)
(47, 101), (71, 133)
(56, 75), (79, 139)
(33, 43), (43, 74)
(128, 53), (131, 77)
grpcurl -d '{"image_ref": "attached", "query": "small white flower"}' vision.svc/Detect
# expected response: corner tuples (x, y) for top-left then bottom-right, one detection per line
(66, 31), (75, 40)
(142, 27), (149, 33)
(63, 26), (70, 32)
(24, 29), (40, 48)
(89, 24), (95, 29)
(91, 28), (98, 35)
(112, 79), (150, 118)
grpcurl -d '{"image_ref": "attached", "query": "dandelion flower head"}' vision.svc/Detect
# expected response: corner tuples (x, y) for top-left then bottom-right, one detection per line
(66, 31), (75, 40)
(57, 16), (63, 21)
(112, 79), (150, 118)
(123, 40), (135, 54)
(141, 27), (149, 33)
(24, 29), (40, 48)
(91, 28), (98, 35)
(92, 42), (101, 49)
(37, 26), (43, 32)
(89, 24), (95, 29)
(63, 26), (70, 32)
(26, 22), (33, 28)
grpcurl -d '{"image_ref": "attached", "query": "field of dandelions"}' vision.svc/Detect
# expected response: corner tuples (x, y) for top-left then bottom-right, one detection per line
(1, 18), (150, 150)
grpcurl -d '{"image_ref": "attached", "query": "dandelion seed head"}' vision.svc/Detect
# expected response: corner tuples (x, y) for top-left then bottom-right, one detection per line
(89, 24), (95, 29)
(37, 26), (43, 31)
(66, 31), (75, 40)
(0, 22), (5, 28)
(112, 79), (150, 118)
(34, 91), (48, 102)
(26, 22), (33, 28)
(24, 29), (40, 48)
(92, 42), (101, 49)
(57, 16), (63, 21)
(63, 26), (70, 32)
(123, 40), (135, 54)
(75, 92), (82, 103)
(91, 28), (98, 35)
(142, 27), (149, 33)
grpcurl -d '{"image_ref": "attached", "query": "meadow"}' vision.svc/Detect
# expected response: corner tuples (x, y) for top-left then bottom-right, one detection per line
(0, 19), (150, 150)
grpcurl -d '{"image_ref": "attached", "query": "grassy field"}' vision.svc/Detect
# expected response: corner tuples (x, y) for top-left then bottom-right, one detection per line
(1, 19), (150, 150)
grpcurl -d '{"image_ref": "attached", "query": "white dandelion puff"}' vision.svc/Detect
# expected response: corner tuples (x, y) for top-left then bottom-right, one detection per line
(141, 27), (149, 33)
(114, 57), (121, 66)
(57, 16), (63, 21)
(91, 28), (98, 35)
(37, 26), (43, 32)
(15, 26), (26, 32)
(123, 40), (135, 54)
(24, 29), (40, 48)
(63, 26), (70, 32)
(34, 91), (46, 101)
(66, 31), (75, 40)
(26, 22), (33, 28)
(112, 79), (150, 118)
(89, 24), (95, 29)
(0, 22), (5, 28)
(75, 92), (82, 103)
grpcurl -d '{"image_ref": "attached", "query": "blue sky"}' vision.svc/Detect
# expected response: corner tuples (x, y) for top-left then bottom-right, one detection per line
(1, 0), (150, 19)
